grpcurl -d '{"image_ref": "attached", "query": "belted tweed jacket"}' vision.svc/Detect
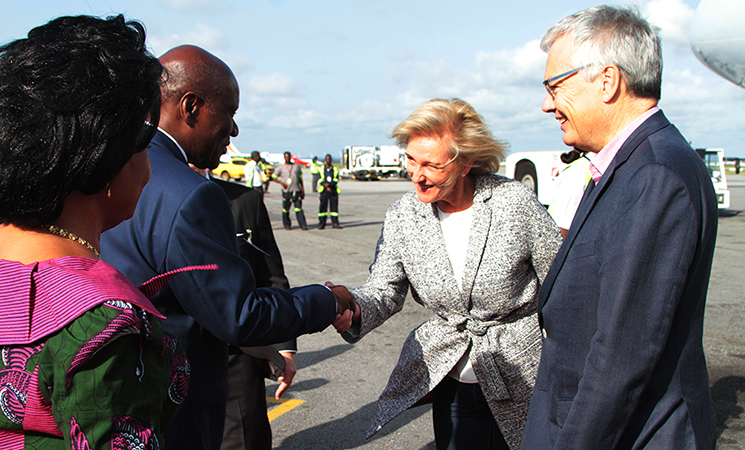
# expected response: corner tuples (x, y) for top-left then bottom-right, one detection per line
(343, 173), (561, 449)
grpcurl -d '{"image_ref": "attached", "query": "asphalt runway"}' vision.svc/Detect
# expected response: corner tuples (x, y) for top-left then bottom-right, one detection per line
(255, 174), (745, 450)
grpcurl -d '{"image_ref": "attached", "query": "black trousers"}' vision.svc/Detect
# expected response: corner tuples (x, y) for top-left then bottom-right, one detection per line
(431, 377), (508, 450)
(281, 191), (307, 229)
(318, 190), (339, 226)
(220, 353), (272, 450)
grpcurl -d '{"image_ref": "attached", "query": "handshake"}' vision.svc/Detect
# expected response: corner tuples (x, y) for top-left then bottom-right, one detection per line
(325, 281), (359, 334)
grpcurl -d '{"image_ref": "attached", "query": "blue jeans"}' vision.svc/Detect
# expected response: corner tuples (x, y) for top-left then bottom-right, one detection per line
(432, 376), (508, 450)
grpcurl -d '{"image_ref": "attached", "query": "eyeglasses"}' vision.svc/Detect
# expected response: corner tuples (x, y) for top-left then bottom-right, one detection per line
(543, 65), (586, 99)
(405, 153), (457, 175)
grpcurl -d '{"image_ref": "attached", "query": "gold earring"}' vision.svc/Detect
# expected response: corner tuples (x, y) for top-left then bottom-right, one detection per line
(106, 183), (112, 198)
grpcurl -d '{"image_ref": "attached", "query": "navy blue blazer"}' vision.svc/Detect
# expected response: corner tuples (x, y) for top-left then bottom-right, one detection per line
(101, 131), (335, 448)
(521, 111), (717, 450)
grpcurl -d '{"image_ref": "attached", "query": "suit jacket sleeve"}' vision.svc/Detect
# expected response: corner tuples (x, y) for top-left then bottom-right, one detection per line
(165, 180), (334, 346)
(555, 163), (701, 449)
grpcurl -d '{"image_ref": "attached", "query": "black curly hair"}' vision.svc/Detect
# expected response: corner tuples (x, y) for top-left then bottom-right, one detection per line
(0, 14), (163, 227)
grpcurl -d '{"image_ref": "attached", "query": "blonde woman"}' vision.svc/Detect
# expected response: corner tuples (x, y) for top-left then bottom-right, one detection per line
(334, 98), (561, 449)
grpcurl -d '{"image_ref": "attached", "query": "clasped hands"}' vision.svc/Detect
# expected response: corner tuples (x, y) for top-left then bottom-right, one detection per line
(325, 281), (360, 334)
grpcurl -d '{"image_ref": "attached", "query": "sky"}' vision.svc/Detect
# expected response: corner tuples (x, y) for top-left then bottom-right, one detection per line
(1, 0), (744, 158)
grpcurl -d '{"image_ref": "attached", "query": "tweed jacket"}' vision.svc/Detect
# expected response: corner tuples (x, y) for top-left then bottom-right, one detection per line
(343, 174), (561, 449)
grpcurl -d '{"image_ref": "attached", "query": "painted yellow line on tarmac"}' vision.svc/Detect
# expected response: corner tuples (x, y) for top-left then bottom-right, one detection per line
(266, 397), (305, 422)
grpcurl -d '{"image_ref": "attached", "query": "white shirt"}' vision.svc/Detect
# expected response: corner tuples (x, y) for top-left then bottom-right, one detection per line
(548, 157), (592, 229)
(437, 205), (478, 383)
(158, 127), (188, 163)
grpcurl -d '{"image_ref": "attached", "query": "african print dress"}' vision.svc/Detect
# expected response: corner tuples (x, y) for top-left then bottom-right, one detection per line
(0, 257), (191, 450)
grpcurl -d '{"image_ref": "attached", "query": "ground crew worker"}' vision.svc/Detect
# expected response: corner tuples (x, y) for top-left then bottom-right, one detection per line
(309, 156), (321, 192)
(245, 150), (267, 196)
(318, 153), (341, 229)
(272, 151), (308, 230)
(548, 149), (592, 238)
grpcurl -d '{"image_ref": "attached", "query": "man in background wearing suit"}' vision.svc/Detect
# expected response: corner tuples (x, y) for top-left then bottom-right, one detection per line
(521, 6), (718, 450)
(216, 179), (294, 450)
(101, 45), (355, 450)
(190, 164), (295, 450)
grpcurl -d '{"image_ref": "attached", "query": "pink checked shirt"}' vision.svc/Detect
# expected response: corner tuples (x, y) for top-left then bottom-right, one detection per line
(588, 106), (660, 183)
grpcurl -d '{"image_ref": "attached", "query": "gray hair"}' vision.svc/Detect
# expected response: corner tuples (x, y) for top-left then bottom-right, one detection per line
(391, 98), (508, 175)
(541, 5), (662, 100)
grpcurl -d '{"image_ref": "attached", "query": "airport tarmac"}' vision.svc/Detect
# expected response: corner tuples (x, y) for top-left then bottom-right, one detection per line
(255, 174), (745, 450)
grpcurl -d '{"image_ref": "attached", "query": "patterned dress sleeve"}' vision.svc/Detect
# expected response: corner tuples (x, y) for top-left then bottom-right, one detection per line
(27, 301), (188, 450)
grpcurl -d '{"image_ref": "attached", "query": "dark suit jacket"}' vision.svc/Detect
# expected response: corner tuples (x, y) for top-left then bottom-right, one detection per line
(214, 178), (290, 291)
(212, 178), (292, 450)
(101, 131), (335, 449)
(521, 111), (718, 450)
(212, 177), (296, 354)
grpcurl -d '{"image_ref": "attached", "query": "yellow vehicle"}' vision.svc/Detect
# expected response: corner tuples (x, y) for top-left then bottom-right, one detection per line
(214, 156), (248, 181)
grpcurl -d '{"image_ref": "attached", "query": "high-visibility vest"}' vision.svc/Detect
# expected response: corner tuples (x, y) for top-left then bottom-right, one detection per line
(245, 160), (267, 186)
(318, 166), (340, 193)
(309, 162), (321, 175)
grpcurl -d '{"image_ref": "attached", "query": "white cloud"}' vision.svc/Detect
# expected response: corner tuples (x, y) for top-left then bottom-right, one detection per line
(660, 65), (745, 148)
(240, 72), (308, 112)
(223, 56), (255, 77)
(644, 0), (695, 54)
(183, 23), (228, 49)
(244, 73), (304, 97)
(392, 59), (474, 103)
(234, 72), (326, 130)
(474, 39), (546, 85)
(148, 23), (228, 55)
(268, 109), (328, 129)
(394, 91), (431, 114)
(152, 0), (225, 10)
(340, 99), (399, 124)
(385, 39), (547, 137)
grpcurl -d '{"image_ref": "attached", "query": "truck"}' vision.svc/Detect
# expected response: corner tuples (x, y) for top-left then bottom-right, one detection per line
(503, 148), (731, 209)
(341, 145), (407, 180)
(696, 148), (730, 209)
(502, 150), (567, 206)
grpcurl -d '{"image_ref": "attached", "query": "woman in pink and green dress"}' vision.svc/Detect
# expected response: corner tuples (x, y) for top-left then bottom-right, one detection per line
(0, 14), (193, 449)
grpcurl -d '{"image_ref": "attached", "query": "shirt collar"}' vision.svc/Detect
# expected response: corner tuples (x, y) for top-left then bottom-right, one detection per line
(588, 106), (659, 183)
(158, 127), (189, 163)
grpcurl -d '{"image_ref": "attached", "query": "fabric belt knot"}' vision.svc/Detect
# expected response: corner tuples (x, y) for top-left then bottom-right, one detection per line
(443, 312), (513, 401)
(466, 318), (501, 336)
(447, 313), (499, 337)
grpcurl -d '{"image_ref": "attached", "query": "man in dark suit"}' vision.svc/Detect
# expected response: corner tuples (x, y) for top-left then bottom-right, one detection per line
(521, 6), (717, 450)
(210, 175), (296, 450)
(101, 45), (354, 450)
(187, 165), (295, 450)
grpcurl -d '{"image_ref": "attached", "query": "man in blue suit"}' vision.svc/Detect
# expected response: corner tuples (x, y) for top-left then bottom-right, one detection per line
(101, 45), (354, 450)
(521, 6), (718, 450)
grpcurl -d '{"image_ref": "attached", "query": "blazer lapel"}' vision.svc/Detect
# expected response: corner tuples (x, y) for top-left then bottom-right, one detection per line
(460, 177), (491, 306)
(538, 110), (671, 312)
(411, 200), (466, 314)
